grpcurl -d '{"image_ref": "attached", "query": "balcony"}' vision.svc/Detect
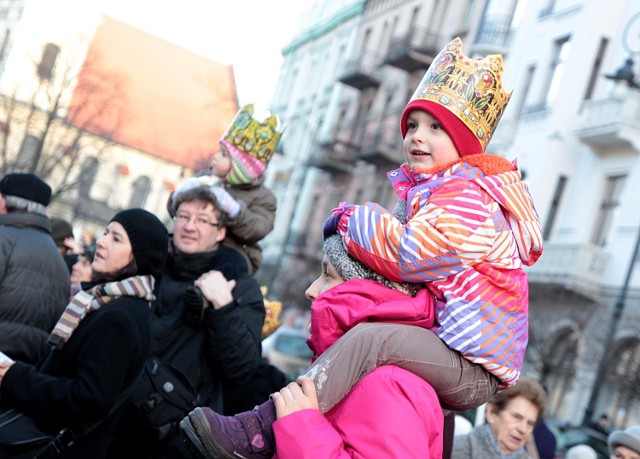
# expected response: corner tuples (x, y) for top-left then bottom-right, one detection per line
(471, 14), (514, 56)
(575, 93), (640, 151)
(356, 114), (402, 167)
(525, 242), (610, 301)
(383, 29), (441, 73)
(338, 52), (382, 90)
(308, 133), (356, 175)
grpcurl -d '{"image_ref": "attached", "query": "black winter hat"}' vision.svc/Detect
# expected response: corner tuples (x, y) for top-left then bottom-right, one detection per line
(110, 208), (169, 278)
(0, 173), (51, 206)
(50, 218), (74, 247)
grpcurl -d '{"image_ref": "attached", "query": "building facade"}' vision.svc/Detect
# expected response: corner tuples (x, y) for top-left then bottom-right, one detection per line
(0, 0), (238, 235)
(264, 0), (640, 428)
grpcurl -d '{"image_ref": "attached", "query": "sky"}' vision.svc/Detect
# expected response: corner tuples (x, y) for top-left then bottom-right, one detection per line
(101, 0), (314, 110)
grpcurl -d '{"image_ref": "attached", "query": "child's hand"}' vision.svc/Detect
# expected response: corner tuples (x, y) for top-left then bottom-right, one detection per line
(211, 187), (241, 218)
(322, 202), (356, 239)
(273, 377), (319, 419)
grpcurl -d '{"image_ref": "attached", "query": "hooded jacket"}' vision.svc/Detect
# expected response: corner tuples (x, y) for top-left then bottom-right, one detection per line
(273, 279), (442, 459)
(338, 155), (543, 388)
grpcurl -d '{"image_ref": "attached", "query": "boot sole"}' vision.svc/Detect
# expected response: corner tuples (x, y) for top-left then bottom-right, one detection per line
(180, 418), (211, 459)
(187, 410), (242, 459)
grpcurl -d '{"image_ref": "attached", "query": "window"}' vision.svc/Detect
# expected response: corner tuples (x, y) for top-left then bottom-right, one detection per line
(37, 42), (60, 80)
(360, 28), (371, 52)
(539, 0), (555, 17)
(332, 46), (345, 79)
(543, 36), (571, 106)
(129, 176), (151, 208)
(0, 29), (11, 64)
(517, 65), (536, 117)
(460, 1), (474, 29)
(427, 0), (442, 32)
(592, 174), (626, 246)
(543, 175), (567, 240)
(78, 157), (99, 197)
(583, 38), (608, 102)
(16, 134), (39, 171)
(409, 6), (420, 31)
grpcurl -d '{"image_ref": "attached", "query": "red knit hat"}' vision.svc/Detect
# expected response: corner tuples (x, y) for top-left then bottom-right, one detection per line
(400, 99), (482, 156)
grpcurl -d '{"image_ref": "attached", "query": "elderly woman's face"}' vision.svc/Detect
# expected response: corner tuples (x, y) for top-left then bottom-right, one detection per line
(486, 395), (539, 454)
(305, 256), (344, 301)
(612, 445), (640, 459)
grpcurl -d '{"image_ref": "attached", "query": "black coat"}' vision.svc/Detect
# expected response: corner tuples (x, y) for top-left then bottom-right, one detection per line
(109, 246), (265, 458)
(0, 296), (151, 459)
(0, 212), (70, 363)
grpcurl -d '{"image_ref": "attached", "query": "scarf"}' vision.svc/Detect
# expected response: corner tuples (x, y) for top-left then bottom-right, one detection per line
(47, 275), (155, 349)
(483, 424), (529, 459)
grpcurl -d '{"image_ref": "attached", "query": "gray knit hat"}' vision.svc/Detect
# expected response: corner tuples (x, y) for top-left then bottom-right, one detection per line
(609, 425), (640, 455)
(323, 235), (419, 297)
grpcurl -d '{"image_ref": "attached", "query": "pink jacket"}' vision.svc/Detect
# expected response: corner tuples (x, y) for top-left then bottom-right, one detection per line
(273, 279), (443, 458)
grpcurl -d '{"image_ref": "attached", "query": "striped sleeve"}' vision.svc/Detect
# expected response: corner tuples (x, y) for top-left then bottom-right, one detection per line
(342, 178), (496, 283)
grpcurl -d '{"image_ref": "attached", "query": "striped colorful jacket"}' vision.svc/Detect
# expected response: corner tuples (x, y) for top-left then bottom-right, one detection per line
(337, 154), (543, 388)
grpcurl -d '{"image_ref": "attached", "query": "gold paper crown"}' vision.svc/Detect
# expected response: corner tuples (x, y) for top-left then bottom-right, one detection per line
(409, 37), (511, 151)
(260, 286), (283, 339)
(222, 105), (283, 164)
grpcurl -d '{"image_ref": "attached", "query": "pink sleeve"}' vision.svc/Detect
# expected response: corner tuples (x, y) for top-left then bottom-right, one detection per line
(273, 366), (444, 459)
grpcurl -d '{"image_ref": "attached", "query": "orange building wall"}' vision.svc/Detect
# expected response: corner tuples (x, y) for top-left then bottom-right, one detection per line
(69, 16), (238, 169)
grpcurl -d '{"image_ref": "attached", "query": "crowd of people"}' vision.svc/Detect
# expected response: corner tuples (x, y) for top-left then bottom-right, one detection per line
(0, 38), (636, 459)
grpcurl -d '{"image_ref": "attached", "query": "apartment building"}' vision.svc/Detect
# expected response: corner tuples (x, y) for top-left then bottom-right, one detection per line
(265, 0), (640, 427)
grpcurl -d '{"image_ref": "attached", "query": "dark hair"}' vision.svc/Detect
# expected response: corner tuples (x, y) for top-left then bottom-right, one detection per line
(170, 186), (229, 229)
(488, 377), (546, 423)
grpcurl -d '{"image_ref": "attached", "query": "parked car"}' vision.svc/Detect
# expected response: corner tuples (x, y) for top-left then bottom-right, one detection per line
(551, 423), (609, 459)
(262, 326), (313, 381)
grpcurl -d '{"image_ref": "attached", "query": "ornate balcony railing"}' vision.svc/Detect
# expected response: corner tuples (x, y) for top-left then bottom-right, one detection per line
(526, 242), (610, 300)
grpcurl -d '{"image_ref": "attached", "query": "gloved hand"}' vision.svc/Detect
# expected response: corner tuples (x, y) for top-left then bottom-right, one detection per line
(211, 186), (241, 219)
(322, 202), (356, 239)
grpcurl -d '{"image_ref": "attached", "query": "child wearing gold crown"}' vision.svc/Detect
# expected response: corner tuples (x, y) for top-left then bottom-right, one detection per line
(180, 38), (543, 459)
(172, 105), (280, 275)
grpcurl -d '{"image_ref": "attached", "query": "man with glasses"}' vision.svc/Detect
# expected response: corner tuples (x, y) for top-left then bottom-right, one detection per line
(109, 185), (265, 459)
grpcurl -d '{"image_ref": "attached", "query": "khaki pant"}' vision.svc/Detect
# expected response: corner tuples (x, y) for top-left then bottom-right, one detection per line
(305, 322), (499, 413)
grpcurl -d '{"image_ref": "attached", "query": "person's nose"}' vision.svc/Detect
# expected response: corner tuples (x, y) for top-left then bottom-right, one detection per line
(516, 420), (530, 436)
(183, 216), (198, 230)
(412, 124), (428, 144)
(96, 236), (107, 249)
(305, 278), (320, 301)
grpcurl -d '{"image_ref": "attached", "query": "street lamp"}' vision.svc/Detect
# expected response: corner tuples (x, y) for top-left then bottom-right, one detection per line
(604, 57), (640, 88)
(581, 12), (640, 426)
(582, 222), (640, 425)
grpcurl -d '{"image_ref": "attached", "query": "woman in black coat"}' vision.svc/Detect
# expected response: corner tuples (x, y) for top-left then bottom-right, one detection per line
(0, 208), (168, 459)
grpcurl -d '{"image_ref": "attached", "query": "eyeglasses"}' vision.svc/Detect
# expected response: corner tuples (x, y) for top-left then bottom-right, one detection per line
(174, 212), (220, 229)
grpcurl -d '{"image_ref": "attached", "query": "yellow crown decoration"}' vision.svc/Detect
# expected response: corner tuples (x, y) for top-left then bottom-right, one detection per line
(223, 105), (283, 164)
(410, 37), (511, 151)
(260, 286), (283, 339)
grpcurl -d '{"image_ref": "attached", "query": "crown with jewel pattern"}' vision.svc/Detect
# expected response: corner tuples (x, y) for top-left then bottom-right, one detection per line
(408, 37), (511, 152)
(222, 104), (282, 164)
